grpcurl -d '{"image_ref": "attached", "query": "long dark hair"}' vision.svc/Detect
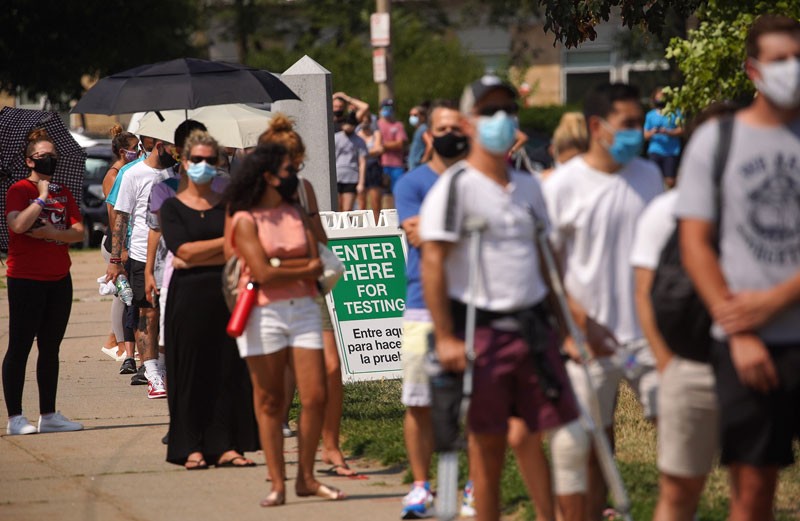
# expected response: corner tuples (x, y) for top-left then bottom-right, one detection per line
(224, 142), (287, 215)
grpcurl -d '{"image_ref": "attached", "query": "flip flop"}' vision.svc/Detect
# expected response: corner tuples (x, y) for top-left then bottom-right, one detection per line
(296, 483), (346, 501)
(318, 463), (367, 480)
(216, 455), (256, 468)
(185, 457), (208, 470)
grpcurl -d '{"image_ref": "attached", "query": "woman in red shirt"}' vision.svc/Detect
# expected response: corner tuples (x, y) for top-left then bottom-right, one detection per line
(3, 128), (85, 435)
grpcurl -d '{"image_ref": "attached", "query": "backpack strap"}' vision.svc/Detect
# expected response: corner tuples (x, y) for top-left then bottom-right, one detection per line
(712, 115), (734, 221)
(444, 167), (468, 233)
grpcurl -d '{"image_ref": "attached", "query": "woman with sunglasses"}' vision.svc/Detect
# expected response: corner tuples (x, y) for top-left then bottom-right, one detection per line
(4, 128), (85, 435)
(224, 142), (345, 506)
(100, 125), (139, 366)
(159, 130), (258, 470)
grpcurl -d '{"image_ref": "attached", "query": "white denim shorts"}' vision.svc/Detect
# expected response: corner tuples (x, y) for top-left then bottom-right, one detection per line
(236, 297), (323, 358)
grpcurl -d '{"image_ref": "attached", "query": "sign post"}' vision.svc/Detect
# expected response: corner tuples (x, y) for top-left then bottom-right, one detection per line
(322, 209), (407, 382)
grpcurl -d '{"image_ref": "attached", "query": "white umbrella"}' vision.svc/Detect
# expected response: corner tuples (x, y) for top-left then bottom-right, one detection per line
(132, 104), (272, 149)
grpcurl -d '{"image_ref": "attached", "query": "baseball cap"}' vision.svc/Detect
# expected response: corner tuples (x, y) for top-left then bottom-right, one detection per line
(460, 75), (517, 114)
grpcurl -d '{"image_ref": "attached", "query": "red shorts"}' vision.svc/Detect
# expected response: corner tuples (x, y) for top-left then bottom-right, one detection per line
(468, 326), (578, 435)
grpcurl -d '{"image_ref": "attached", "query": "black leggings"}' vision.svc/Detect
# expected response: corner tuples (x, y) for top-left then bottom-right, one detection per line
(3, 275), (73, 417)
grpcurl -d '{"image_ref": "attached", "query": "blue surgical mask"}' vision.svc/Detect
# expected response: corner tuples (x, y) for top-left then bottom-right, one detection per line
(408, 115), (420, 127)
(601, 120), (643, 165)
(380, 107), (392, 118)
(186, 161), (216, 185)
(476, 111), (517, 155)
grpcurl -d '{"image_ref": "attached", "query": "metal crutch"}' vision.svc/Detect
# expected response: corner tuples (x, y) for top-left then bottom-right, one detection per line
(533, 220), (635, 521)
(436, 215), (487, 521)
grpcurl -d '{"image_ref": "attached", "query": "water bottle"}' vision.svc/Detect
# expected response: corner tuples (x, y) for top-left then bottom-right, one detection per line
(115, 274), (134, 306)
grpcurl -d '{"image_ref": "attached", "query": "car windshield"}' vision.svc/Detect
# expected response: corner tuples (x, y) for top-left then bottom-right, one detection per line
(85, 157), (109, 183)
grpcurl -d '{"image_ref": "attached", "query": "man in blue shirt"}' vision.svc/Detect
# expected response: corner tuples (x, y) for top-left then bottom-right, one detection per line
(394, 99), (468, 519)
(644, 87), (684, 188)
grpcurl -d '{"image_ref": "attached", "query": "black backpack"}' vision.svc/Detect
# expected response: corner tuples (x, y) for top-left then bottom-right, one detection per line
(650, 116), (734, 363)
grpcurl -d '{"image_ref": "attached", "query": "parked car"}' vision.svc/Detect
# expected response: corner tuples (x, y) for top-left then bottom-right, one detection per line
(79, 142), (112, 248)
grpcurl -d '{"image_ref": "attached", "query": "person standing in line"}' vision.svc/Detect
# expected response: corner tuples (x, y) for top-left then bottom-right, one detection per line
(633, 102), (739, 521)
(644, 87), (683, 188)
(4, 128), (85, 435)
(159, 130), (258, 470)
(420, 76), (580, 521)
(255, 114), (359, 477)
(106, 136), (178, 399)
(100, 125), (139, 369)
(334, 112), (367, 212)
(224, 143), (345, 507)
(357, 110), (385, 224)
(378, 99), (408, 206)
(542, 82), (663, 520)
(538, 112), (589, 181)
(395, 99), (470, 519)
(407, 102), (429, 171)
(677, 15), (800, 521)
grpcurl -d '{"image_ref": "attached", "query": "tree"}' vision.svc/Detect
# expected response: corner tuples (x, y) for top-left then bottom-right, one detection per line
(245, 1), (483, 119)
(0, 0), (200, 106)
(664, 0), (800, 117)
(481, 0), (706, 47)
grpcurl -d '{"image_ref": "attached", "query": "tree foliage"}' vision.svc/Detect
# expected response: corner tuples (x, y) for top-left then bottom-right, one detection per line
(483, 0), (706, 47)
(0, 0), (199, 106)
(245, 1), (483, 119)
(664, 0), (800, 117)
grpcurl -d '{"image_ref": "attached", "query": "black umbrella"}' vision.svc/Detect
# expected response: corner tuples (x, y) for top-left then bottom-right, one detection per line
(0, 107), (86, 251)
(71, 58), (300, 115)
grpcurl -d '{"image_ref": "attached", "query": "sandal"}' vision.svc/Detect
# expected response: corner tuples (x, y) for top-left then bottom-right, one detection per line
(296, 483), (346, 501)
(217, 455), (256, 468)
(318, 463), (366, 479)
(184, 457), (208, 470)
(259, 490), (286, 507)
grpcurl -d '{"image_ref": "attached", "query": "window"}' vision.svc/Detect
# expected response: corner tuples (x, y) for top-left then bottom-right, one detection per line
(565, 72), (610, 104)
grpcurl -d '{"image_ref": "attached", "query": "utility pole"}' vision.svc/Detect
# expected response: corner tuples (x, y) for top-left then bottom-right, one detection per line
(374, 0), (394, 103)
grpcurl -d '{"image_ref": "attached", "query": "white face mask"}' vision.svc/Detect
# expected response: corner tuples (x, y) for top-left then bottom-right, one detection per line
(753, 57), (800, 109)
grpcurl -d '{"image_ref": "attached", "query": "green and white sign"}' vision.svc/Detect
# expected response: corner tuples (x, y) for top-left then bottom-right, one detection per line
(322, 210), (407, 382)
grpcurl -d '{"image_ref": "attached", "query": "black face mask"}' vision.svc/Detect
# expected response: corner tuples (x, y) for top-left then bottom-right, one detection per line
(432, 132), (469, 159)
(275, 174), (299, 201)
(333, 109), (345, 120)
(31, 155), (57, 176)
(655, 100), (666, 109)
(158, 148), (178, 169)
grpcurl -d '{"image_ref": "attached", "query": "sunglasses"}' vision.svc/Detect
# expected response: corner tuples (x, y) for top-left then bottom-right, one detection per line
(189, 155), (219, 165)
(477, 103), (519, 117)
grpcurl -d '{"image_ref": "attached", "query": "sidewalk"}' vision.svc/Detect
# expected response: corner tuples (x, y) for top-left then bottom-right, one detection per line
(0, 250), (408, 521)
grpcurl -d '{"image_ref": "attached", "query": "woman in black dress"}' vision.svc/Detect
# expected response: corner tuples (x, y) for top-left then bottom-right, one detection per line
(159, 130), (258, 470)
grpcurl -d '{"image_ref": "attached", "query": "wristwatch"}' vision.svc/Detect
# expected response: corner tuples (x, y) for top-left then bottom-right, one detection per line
(269, 257), (281, 268)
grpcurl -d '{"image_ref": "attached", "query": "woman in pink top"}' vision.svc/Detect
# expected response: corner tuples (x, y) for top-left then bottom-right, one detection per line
(224, 142), (345, 507)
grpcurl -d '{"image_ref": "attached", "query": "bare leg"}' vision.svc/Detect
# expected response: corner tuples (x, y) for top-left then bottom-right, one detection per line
(321, 330), (355, 474)
(404, 406), (434, 482)
(282, 364), (296, 427)
(728, 464), (778, 521)
(291, 346), (328, 493)
(340, 193), (356, 212)
(137, 307), (159, 362)
(104, 331), (117, 349)
(369, 187), (382, 224)
(653, 473), (706, 521)
(469, 432), (507, 521)
(508, 419), (555, 520)
(246, 351), (290, 494)
(587, 425), (614, 519)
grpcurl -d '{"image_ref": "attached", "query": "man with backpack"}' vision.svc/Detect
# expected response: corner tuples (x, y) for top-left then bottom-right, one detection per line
(676, 15), (800, 521)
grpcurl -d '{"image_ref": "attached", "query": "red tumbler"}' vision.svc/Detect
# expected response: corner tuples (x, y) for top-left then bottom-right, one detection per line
(226, 282), (258, 338)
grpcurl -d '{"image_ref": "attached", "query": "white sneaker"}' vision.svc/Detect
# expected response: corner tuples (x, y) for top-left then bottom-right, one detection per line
(38, 412), (83, 433)
(147, 374), (167, 399)
(7, 415), (38, 435)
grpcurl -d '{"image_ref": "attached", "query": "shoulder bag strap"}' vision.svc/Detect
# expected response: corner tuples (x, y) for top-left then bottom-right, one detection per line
(712, 115), (735, 245)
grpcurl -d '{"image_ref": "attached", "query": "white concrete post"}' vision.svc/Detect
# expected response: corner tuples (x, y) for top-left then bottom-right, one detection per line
(273, 55), (337, 211)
